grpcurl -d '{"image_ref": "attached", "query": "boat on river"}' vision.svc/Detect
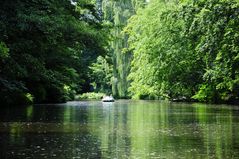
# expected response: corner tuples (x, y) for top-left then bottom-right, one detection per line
(102, 96), (115, 102)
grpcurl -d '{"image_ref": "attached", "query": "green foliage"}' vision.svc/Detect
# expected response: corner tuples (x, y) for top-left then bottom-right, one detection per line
(0, 0), (107, 105)
(0, 78), (33, 105)
(2, 0), (238, 104)
(75, 92), (105, 100)
(101, 0), (146, 98)
(90, 56), (113, 94)
(26, 93), (34, 103)
(0, 42), (9, 59)
(126, 0), (239, 103)
(192, 84), (219, 103)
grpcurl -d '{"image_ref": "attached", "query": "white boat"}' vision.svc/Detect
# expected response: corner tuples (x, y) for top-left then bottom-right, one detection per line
(102, 96), (115, 102)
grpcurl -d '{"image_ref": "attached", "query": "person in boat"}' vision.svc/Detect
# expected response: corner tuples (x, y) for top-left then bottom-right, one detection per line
(102, 94), (114, 102)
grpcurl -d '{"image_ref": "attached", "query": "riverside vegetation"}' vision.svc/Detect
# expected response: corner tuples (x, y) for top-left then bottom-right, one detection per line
(0, 0), (239, 104)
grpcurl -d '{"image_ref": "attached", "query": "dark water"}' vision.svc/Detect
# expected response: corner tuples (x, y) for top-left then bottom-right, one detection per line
(1, 100), (239, 159)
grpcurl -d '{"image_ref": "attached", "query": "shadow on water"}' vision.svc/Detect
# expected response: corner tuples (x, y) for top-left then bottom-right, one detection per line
(0, 100), (239, 158)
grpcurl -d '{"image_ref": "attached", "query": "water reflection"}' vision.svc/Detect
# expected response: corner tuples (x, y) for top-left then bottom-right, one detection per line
(0, 100), (239, 158)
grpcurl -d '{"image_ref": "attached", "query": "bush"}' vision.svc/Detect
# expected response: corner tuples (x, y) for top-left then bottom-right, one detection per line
(75, 92), (106, 100)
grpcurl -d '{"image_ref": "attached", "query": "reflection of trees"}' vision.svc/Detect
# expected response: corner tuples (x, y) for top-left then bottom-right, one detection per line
(1, 102), (239, 158)
(125, 101), (238, 158)
(128, 101), (183, 158)
(26, 105), (33, 120)
(60, 104), (102, 159)
(0, 105), (34, 122)
(194, 104), (234, 158)
(0, 103), (103, 159)
(88, 103), (132, 158)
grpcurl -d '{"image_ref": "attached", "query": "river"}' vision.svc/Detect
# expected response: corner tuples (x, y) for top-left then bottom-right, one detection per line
(0, 100), (239, 158)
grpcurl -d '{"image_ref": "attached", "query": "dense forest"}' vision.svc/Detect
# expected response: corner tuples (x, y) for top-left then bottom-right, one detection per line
(0, 0), (108, 105)
(126, 0), (239, 104)
(1, 0), (239, 105)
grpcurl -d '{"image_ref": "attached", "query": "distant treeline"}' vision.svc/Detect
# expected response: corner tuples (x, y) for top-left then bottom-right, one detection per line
(125, 0), (239, 104)
(0, 0), (107, 105)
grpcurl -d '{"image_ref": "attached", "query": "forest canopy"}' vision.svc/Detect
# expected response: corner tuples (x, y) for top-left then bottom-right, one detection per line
(1, 0), (239, 105)
(0, 0), (107, 105)
(126, 0), (239, 103)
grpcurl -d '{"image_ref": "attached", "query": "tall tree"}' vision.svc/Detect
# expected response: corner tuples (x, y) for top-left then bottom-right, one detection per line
(101, 0), (146, 98)
(126, 0), (239, 103)
(0, 0), (107, 105)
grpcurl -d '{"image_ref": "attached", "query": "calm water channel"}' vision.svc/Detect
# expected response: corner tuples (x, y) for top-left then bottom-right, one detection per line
(0, 100), (239, 159)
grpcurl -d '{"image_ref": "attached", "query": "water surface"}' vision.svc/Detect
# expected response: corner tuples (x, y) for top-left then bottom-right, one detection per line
(0, 100), (239, 158)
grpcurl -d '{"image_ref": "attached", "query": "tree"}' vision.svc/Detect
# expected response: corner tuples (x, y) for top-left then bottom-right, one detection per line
(0, 0), (107, 105)
(90, 55), (113, 94)
(126, 0), (239, 103)
(101, 0), (146, 98)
